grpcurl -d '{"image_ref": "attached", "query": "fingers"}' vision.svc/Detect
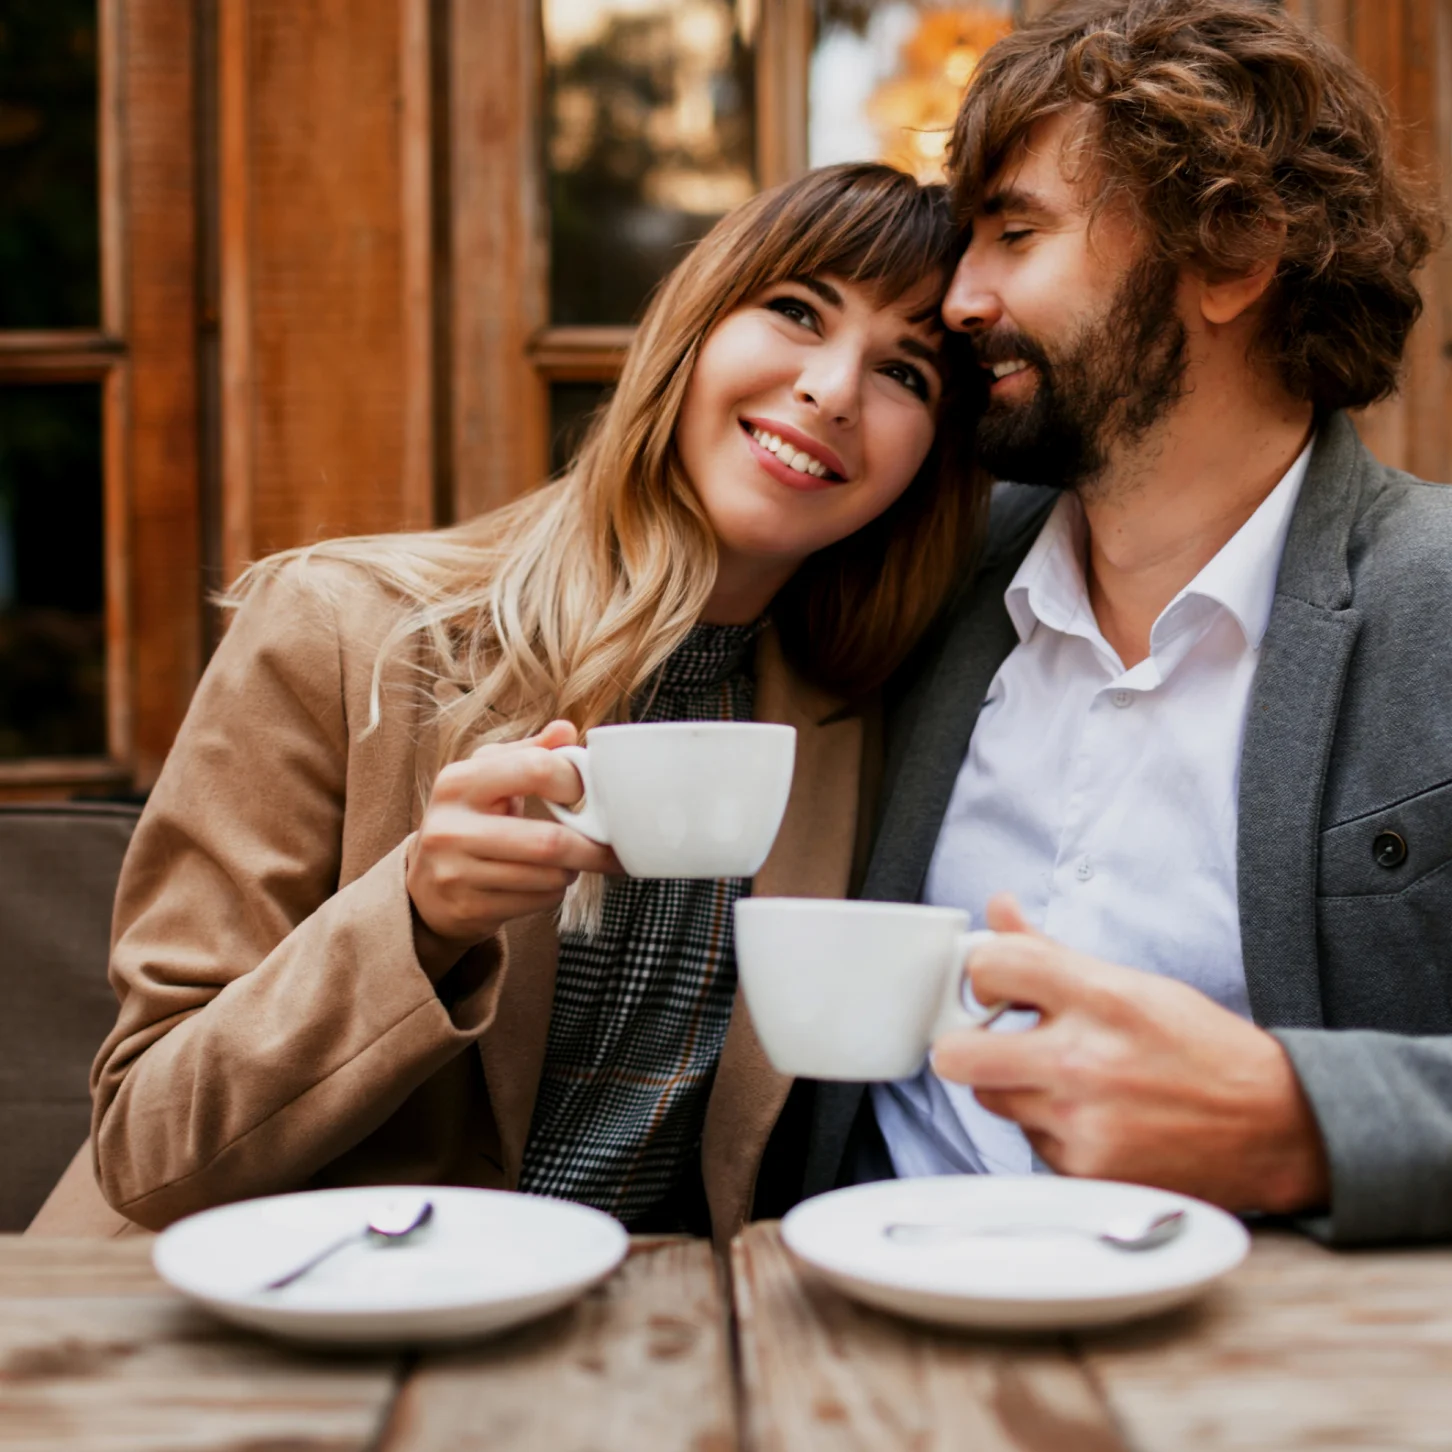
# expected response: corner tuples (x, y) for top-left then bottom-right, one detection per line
(526, 719), (580, 751)
(930, 1021), (1050, 1089)
(423, 803), (617, 874)
(442, 736), (585, 812)
(973, 1087), (1051, 1128)
(983, 892), (1042, 937)
(965, 931), (1078, 1018)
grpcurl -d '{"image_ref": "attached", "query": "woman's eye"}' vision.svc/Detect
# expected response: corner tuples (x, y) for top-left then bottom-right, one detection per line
(1001, 228), (1033, 245)
(882, 361), (931, 400)
(766, 296), (820, 331)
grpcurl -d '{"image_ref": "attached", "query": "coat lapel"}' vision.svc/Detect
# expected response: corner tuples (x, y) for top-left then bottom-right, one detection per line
(476, 908), (559, 1186)
(701, 626), (865, 1240)
(1238, 413), (1367, 1028)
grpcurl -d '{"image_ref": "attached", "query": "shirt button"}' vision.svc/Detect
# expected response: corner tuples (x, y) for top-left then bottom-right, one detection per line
(1076, 858), (1094, 882)
(1112, 689), (1133, 708)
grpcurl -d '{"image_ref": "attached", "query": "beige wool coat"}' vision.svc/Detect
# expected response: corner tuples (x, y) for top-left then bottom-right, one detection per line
(31, 560), (876, 1242)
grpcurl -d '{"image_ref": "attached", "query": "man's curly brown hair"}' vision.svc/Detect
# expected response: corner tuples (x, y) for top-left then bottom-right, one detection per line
(948, 0), (1443, 412)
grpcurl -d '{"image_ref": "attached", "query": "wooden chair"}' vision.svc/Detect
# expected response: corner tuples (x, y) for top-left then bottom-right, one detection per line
(0, 801), (139, 1231)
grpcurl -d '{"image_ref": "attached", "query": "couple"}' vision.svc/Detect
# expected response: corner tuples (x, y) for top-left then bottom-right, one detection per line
(47, 0), (1452, 1247)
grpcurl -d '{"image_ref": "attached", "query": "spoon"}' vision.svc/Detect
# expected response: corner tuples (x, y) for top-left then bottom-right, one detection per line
(883, 1206), (1187, 1252)
(262, 1197), (435, 1292)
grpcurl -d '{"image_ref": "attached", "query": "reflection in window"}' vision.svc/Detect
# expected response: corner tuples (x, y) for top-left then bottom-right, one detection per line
(545, 0), (757, 325)
(0, 386), (106, 758)
(810, 2), (1014, 182)
(550, 381), (617, 476)
(0, 3), (100, 327)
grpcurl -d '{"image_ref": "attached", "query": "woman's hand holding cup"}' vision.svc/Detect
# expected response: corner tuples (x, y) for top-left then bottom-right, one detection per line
(406, 720), (620, 974)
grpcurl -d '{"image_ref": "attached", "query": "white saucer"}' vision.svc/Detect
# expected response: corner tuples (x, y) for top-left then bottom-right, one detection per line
(781, 1176), (1249, 1331)
(153, 1186), (628, 1346)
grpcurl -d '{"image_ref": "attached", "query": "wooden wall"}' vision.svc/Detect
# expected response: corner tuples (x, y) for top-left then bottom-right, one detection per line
(218, 0), (435, 584)
(1284, 0), (1452, 482)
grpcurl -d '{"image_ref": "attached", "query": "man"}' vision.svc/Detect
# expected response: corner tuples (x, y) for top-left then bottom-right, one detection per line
(803, 0), (1452, 1244)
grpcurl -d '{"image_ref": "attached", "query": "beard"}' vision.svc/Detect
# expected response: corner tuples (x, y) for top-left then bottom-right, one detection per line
(973, 255), (1188, 491)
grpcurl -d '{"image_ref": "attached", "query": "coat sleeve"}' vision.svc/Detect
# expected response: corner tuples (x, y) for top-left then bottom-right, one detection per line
(1274, 1029), (1452, 1245)
(90, 562), (505, 1228)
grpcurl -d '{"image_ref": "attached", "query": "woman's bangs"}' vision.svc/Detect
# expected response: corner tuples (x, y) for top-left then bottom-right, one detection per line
(754, 167), (956, 308)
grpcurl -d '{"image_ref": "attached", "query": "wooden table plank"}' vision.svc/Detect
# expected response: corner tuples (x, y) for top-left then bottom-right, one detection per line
(0, 1238), (400, 1452)
(378, 1237), (736, 1452)
(0, 1238), (165, 1298)
(732, 1222), (1127, 1452)
(1081, 1231), (1452, 1451)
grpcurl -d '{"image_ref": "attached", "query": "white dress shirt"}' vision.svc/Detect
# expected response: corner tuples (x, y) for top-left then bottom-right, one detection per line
(873, 440), (1315, 1179)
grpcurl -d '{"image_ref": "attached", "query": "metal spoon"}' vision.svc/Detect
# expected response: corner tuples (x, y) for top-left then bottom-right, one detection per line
(262, 1197), (435, 1292)
(883, 1206), (1187, 1252)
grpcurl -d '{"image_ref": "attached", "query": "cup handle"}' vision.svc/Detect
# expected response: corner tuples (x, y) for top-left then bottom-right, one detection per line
(931, 930), (1011, 1039)
(540, 744), (613, 846)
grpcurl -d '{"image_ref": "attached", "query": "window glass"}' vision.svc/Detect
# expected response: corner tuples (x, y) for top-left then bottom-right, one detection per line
(0, 3), (100, 327)
(809, 1), (1013, 182)
(544, 0), (757, 325)
(0, 385), (106, 758)
(550, 381), (617, 476)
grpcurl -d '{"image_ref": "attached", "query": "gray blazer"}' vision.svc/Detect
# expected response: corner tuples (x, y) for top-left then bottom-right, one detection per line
(804, 411), (1452, 1245)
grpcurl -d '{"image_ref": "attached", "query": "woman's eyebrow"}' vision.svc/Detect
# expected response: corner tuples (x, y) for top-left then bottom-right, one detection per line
(897, 336), (943, 366)
(792, 276), (844, 308)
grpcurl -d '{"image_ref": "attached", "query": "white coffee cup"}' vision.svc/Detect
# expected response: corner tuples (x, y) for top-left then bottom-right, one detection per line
(732, 898), (1003, 1080)
(543, 722), (796, 879)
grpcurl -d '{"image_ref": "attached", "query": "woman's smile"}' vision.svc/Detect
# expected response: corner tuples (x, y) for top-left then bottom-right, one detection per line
(739, 418), (847, 491)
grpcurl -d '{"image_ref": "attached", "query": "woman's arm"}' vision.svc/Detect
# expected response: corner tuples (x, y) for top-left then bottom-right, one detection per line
(90, 563), (504, 1227)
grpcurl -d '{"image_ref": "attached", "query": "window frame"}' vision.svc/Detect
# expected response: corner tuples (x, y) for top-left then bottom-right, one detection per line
(0, 0), (203, 801)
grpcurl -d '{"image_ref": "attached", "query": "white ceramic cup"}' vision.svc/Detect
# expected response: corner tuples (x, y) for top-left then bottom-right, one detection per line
(732, 898), (1003, 1080)
(543, 722), (796, 879)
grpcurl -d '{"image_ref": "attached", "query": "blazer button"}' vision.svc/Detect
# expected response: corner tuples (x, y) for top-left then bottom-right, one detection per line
(1372, 830), (1408, 869)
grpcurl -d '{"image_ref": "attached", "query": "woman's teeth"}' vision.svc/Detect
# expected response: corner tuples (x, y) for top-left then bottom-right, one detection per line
(748, 425), (832, 479)
(991, 360), (1029, 380)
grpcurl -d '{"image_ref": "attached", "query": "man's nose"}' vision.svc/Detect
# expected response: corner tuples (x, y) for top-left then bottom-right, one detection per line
(795, 346), (860, 425)
(942, 250), (1001, 334)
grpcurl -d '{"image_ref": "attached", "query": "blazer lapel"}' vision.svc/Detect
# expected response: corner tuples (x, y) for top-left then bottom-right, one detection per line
(701, 626), (864, 1240)
(1238, 413), (1367, 1028)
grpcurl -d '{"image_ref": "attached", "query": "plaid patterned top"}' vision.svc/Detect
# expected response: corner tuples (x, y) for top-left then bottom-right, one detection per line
(517, 622), (763, 1226)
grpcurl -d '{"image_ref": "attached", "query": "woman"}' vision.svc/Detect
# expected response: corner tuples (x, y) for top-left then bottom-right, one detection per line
(80, 165), (986, 1242)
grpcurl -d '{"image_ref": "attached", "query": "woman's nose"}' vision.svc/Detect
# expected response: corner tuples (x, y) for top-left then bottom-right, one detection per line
(942, 251), (1001, 334)
(794, 347), (860, 425)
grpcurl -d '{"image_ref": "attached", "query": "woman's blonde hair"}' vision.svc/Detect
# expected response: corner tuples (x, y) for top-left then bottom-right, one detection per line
(230, 163), (986, 772)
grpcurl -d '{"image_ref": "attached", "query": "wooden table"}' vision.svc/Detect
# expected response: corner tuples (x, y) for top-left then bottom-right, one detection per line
(5, 1226), (1452, 1451)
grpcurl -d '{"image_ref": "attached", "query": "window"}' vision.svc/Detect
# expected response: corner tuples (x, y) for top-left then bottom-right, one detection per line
(0, 0), (202, 798)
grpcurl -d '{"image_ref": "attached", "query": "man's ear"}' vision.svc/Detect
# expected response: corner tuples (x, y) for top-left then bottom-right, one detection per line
(1197, 259), (1278, 326)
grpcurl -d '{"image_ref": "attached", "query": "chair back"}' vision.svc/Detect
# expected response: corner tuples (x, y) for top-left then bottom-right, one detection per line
(0, 801), (139, 1231)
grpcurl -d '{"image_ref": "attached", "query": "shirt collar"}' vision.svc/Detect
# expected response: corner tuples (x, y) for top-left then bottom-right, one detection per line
(1178, 436), (1313, 648)
(1005, 436), (1315, 656)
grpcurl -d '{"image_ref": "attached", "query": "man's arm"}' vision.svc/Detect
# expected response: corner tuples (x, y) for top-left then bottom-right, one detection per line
(1274, 1031), (1452, 1244)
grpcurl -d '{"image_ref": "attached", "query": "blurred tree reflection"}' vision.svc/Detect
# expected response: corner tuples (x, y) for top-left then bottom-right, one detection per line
(546, 0), (756, 325)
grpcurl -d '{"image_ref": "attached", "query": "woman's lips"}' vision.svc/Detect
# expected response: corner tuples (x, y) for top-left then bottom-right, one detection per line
(741, 424), (842, 492)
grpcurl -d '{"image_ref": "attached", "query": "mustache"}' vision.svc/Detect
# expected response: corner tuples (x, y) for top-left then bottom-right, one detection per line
(971, 330), (1054, 372)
